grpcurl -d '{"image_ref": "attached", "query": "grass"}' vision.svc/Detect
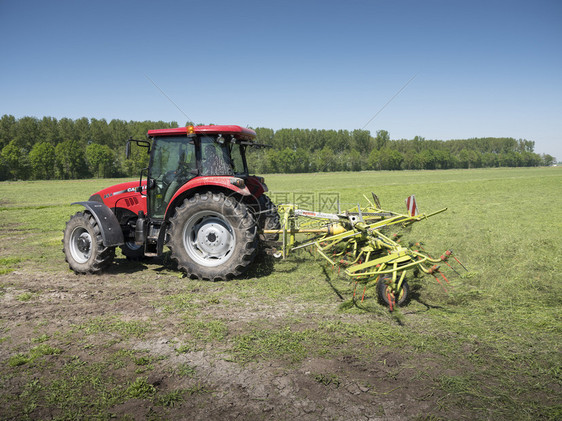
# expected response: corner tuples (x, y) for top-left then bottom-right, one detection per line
(126, 377), (156, 399)
(71, 316), (152, 339)
(174, 362), (196, 377)
(232, 326), (313, 363)
(155, 389), (185, 407)
(0, 257), (22, 275)
(0, 167), (561, 419)
(16, 291), (34, 301)
(314, 373), (341, 387)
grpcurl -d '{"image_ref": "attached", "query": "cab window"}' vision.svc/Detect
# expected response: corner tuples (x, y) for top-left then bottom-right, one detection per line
(200, 137), (233, 176)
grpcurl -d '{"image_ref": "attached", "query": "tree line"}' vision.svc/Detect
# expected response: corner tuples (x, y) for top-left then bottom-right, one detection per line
(248, 128), (556, 173)
(0, 115), (177, 181)
(0, 115), (556, 181)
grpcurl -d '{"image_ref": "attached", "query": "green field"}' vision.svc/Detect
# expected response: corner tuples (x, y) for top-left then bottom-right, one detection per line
(1, 167), (561, 420)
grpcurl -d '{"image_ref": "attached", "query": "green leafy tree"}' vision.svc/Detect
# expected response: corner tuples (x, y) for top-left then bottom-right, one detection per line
(74, 117), (91, 144)
(108, 119), (130, 150)
(39, 116), (60, 145)
(417, 149), (436, 170)
(369, 148), (403, 170)
(123, 142), (150, 177)
(86, 143), (117, 178)
(374, 130), (390, 150)
(541, 154), (555, 166)
(12, 116), (39, 150)
(264, 149), (281, 173)
(433, 149), (455, 169)
(0, 114), (17, 150)
(90, 118), (109, 145)
(247, 148), (269, 173)
(402, 151), (418, 170)
(518, 151), (541, 167)
(351, 130), (373, 154)
(481, 152), (497, 167)
(55, 140), (88, 179)
(1, 140), (30, 180)
(29, 142), (56, 179)
(57, 118), (77, 143)
(294, 148), (310, 173)
(459, 149), (481, 169)
(517, 139), (535, 153)
(277, 148), (298, 173)
(314, 147), (337, 172)
(254, 127), (275, 145)
(347, 149), (363, 171)
(0, 155), (7, 180)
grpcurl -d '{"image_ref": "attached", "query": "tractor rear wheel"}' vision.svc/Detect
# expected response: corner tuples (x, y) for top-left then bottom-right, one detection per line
(258, 194), (280, 241)
(167, 192), (258, 281)
(376, 275), (410, 307)
(63, 211), (115, 274)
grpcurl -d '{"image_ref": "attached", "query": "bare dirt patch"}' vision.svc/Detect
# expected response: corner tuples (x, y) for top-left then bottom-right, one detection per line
(0, 264), (473, 420)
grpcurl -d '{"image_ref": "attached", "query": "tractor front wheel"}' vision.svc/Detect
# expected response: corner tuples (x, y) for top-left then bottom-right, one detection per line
(167, 192), (258, 281)
(62, 211), (115, 274)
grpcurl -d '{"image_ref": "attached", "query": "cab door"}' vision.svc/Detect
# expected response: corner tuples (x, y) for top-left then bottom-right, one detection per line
(148, 136), (197, 219)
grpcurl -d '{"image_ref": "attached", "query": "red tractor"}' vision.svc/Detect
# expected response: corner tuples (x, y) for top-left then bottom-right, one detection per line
(62, 125), (279, 281)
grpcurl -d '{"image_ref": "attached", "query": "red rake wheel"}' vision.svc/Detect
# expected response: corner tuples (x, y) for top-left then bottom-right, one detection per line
(387, 291), (395, 312)
(376, 275), (410, 309)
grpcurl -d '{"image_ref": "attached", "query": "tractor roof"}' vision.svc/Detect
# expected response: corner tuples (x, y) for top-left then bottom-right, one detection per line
(148, 125), (256, 140)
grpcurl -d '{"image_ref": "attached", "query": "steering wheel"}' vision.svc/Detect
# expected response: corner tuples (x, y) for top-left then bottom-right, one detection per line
(162, 170), (177, 185)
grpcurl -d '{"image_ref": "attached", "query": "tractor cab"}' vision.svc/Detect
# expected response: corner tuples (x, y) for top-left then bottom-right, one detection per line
(144, 125), (259, 219)
(146, 127), (249, 218)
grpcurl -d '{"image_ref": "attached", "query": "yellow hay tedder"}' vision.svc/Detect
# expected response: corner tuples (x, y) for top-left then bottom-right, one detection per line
(263, 193), (466, 311)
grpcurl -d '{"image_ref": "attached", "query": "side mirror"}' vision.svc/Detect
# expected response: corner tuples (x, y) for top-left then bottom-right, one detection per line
(125, 138), (151, 158)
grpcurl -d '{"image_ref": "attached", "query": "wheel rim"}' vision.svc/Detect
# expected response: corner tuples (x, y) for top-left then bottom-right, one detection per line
(69, 227), (92, 264)
(124, 241), (142, 251)
(183, 210), (236, 267)
(384, 285), (405, 303)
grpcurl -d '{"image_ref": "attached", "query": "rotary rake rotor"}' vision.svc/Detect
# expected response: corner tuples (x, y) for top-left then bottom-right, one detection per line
(263, 193), (467, 311)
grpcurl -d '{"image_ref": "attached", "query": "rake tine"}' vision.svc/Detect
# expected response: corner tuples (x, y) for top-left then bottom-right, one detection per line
(446, 262), (461, 276)
(432, 274), (448, 293)
(450, 251), (468, 271)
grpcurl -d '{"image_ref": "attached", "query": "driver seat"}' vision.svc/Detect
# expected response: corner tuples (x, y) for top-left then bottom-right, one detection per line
(162, 152), (196, 208)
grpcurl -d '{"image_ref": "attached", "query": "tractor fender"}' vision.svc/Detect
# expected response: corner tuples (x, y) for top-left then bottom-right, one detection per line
(165, 176), (252, 219)
(72, 201), (124, 247)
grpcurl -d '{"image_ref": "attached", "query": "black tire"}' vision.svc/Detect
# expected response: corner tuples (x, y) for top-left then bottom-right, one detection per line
(167, 191), (258, 281)
(120, 241), (145, 260)
(258, 194), (280, 241)
(62, 211), (115, 274)
(376, 275), (410, 307)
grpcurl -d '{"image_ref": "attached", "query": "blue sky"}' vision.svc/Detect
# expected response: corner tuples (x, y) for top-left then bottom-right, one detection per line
(1, 0), (561, 159)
